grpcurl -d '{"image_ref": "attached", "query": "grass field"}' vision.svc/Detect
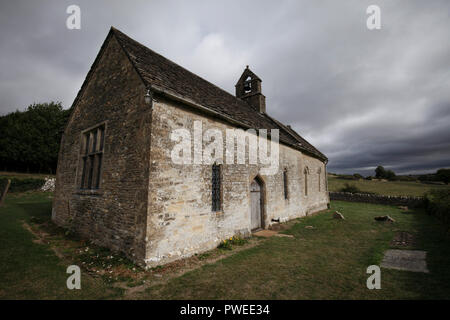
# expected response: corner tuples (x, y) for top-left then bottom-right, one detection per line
(0, 192), (122, 299)
(1, 191), (450, 299)
(328, 174), (450, 197)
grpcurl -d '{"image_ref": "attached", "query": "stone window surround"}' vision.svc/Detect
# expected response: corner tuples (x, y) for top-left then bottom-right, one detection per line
(317, 167), (322, 192)
(76, 121), (107, 195)
(283, 168), (289, 200)
(211, 163), (222, 212)
(304, 166), (310, 196)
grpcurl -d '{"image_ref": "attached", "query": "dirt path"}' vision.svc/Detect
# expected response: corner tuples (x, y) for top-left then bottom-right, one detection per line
(22, 218), (267, 299)
(119, 238), (263, 299)
(22, 221), (65, 259)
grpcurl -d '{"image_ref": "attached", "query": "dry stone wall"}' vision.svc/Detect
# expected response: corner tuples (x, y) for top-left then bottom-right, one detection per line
(330, 192), (423, 207)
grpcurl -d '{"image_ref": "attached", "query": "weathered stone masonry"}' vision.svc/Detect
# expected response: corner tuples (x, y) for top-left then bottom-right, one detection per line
(53, 34), (151, 263)
(53, 27), (329, 267)
(145, 98), (329, 266)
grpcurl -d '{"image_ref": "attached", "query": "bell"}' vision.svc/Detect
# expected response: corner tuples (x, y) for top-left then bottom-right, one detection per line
(244, 81), (251, 92)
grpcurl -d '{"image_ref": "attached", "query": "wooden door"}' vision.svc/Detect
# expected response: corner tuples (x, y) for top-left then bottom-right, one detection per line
(250, 179), (262, 230)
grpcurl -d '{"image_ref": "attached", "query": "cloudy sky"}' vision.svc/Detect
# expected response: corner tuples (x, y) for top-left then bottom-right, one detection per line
(1, 0), (449, 175)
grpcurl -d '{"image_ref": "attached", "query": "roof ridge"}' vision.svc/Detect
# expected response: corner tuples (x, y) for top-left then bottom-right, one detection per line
(264, 113), (327, 160)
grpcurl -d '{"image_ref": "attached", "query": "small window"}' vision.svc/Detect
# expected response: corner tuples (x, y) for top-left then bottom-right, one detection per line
(304, 167), (309, 196)
(212, 163), (221, 211)
(80, 124), (105, 190)
(283, 169), (288, 199)
(317, 167), (322, 192)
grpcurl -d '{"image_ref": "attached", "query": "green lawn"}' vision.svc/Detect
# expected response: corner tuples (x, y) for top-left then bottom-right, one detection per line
(0, 192), (121, 299)
(328, 175), (450, 197)
(1, 192), (450, 299)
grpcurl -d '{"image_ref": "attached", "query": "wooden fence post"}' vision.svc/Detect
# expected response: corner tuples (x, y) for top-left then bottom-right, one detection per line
(0, 179), (11, 206)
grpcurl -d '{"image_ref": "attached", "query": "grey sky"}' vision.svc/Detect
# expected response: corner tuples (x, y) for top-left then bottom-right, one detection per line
(1, 0), (449, 175)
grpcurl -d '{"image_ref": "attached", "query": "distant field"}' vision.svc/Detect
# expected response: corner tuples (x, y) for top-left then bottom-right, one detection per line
(328, 175), (450, 197)
(1, 171), (448, 197)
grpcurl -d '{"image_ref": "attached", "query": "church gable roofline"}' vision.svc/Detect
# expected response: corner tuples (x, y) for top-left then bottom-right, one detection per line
(235, 65), (262, 86)
(74, 27), (327, 162)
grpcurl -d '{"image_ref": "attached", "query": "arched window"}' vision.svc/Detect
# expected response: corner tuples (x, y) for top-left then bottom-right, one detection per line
(317, 167), (322, 192)
(283, 169), (288, 199)
(212, 163), (221, 211)
(304, 167), (309, 196)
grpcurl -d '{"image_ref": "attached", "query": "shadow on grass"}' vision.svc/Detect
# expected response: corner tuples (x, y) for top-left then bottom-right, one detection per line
(376, 205), (450, 299)
(17, 201), (52, 223)
(406, 207), (450, 299)
(0, 193), (122, 299)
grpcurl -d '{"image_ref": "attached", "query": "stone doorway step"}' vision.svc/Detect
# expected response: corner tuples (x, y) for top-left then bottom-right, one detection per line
(381, 249), (429, 273)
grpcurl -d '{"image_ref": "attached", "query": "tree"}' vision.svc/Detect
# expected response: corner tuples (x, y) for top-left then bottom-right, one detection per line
(384, 170), (396, 181)
(436, 169), (450, 184)
(375, 166), (386, 179)
(374, 166), (396, 180)
(353, 173), (363, 180)
(0, 102), (71, 173)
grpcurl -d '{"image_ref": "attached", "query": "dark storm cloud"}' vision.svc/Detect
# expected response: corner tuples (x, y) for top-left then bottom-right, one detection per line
(0, 0), (449, 175)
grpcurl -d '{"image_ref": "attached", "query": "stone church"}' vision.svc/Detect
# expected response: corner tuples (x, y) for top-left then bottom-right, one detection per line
(53, 27), (329, 267)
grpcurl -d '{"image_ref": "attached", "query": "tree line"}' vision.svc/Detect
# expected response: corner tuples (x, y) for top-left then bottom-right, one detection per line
(369, 166), (449, 184)
(0, 102), (71, 174)
(335, 166), (449, 185)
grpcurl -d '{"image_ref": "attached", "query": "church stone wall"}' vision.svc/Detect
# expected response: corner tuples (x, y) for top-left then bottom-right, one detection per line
(144, 97), (329, 267)
(52, 33), (329, 269)
(52, 36), (152, 266)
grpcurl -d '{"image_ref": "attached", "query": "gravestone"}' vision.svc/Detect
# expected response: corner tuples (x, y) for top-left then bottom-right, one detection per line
(381, 249), (429, 273)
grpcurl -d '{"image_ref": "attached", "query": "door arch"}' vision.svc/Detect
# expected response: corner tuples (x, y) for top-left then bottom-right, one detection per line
(250, 176), (264, 231)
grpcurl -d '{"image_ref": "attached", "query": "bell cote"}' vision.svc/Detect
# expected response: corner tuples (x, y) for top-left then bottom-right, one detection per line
(235, 66), (266, 113)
